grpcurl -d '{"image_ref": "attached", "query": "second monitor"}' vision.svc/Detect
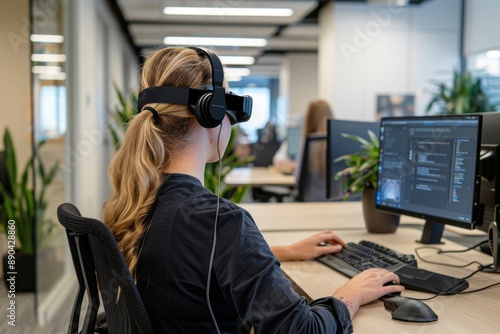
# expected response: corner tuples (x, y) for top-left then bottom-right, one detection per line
(327, 119), (380, 201)
(376, 115), (483, 244)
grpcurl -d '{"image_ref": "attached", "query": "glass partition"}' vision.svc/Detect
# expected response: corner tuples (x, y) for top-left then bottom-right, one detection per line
(31, 0), (68, 324)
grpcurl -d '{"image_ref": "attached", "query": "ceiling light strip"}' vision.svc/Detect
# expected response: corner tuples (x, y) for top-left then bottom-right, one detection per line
(30, 34), (65, 43)
(163, 36), (267, 47)
(31, 54), (67, 62)
(163, 7), (293, 17)
(219, 56), (255, 65)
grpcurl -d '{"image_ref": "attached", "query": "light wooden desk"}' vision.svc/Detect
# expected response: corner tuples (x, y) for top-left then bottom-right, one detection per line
(224, 167), (295, 187)
(242, 202), (499, 334)
(240, 201), (425, 232)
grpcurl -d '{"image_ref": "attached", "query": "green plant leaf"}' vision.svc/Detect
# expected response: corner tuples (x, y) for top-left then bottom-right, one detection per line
(334, 131), (380, 200)
(426, 71), (494, 114)
(1, 127), (60, 254)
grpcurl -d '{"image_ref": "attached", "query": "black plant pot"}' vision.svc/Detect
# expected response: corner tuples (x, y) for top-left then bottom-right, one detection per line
(2, 252), (36, 293)
(361, 188), (400, 233)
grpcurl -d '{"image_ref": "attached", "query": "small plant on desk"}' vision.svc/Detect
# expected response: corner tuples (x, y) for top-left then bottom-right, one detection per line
(334, 130), (399, 233)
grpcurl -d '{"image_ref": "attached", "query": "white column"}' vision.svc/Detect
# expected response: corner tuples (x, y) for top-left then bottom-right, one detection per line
(279, 52), (318, 125)
(318, 1), (336, 110)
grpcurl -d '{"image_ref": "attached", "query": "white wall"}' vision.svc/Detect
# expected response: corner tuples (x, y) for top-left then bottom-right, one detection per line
(465, 0), (500, 55)
(67, 0), (139, 219)
(321, 0), (461, 121)
(279, 53), (319, 123)
(0, 0), (31, 165)
(318, 1), (336, 110)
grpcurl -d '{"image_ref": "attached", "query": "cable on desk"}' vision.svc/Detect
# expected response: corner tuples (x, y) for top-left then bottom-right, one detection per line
(457, 281), (500, 294)
(436, 239), (488, 254)
(414, 239), (490, 269)
(403, 241), (495, 302)
(404, 262), (498, 302)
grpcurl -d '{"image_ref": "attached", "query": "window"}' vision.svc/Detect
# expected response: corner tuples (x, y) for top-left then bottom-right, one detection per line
(38, 85), (67, 140)
(468, 51), (500, 111)
(231, 87), (270, 143)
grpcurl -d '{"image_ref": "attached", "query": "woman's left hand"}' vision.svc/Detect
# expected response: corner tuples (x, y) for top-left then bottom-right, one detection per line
(271, 230), (346, 262)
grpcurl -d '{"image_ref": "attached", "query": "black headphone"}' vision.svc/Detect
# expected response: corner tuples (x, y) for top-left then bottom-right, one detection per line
(137, 47), (253, 128)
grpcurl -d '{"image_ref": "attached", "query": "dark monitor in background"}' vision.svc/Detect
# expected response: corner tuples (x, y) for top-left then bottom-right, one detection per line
(475, 112), (500, 234)
(296, 134), (328, 202)
(327, 119), (379, 200)
(376, 115), (483, 244)
(286, 126), (302, 161)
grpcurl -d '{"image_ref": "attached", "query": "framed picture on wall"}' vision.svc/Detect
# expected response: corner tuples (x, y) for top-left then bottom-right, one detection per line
(376, 95), (415, 120)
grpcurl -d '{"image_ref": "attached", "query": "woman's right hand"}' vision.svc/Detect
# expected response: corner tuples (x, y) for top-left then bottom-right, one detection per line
(332, 268), (405, 319)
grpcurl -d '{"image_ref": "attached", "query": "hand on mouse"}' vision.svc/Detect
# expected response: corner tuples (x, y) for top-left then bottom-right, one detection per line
(270, 230), (346, 262)
(332, 268), (405, 319)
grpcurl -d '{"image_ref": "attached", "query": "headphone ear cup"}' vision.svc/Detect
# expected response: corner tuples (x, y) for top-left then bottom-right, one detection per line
(194, 92), (221, 128)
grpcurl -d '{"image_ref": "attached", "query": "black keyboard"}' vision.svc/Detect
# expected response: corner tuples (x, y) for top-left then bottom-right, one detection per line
(316, 240), (469, 294)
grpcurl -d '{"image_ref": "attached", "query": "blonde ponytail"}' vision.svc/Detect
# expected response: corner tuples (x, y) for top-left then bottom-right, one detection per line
(103, 47), (214, 277)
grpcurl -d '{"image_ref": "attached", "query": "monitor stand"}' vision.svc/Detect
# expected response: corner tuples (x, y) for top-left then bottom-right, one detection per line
(417, 220), (445, 244)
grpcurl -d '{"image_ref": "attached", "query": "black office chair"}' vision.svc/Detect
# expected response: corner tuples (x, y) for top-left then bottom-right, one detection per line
(295, 134), (330, 202)
(57, 203), (154, 334)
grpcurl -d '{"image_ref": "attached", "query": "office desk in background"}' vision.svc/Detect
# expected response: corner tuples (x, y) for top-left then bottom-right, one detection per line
(241, 202), (499, 334)
(224, 167), (295, 187)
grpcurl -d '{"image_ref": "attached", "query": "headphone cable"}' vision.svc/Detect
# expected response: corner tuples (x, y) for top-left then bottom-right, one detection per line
(206, 122), (223, 334)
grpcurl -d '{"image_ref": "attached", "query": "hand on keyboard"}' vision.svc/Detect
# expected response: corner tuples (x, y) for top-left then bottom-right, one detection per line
(274, 230), (346, 261)
(316, 240), (469, 294)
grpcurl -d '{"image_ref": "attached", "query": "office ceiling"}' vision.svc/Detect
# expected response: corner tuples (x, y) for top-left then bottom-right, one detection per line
(112, 0), (429, 80)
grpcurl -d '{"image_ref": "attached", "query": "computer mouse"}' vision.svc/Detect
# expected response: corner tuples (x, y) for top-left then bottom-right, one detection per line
(382, 280), (401, 298)
(384, 296), (438, 323)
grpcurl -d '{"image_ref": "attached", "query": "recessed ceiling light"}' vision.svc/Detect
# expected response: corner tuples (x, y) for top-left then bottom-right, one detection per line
(486, 50), (500, 59)
(225, 68), (251, 77)
(31, 65), (63, 74)
(31, 54), (67, 62)
(219, 56), (255, 65)
(37, 72), (67, 81)
(163, 7), (293, 17)
(228, 76), (243, 82)
(163, 36), (267, 47)
(30, 34), (64, 43)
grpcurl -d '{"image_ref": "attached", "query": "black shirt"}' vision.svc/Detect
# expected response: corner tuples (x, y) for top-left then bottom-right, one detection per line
(136, 174), (353, 333)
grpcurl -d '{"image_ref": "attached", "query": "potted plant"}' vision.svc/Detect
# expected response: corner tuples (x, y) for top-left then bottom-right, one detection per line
(0, 128), (60, 291)
(426, 71), (495, 115)
(334, 130), (399, 233)
(108, 84), (136, 149)
(205, 126), (254, 203)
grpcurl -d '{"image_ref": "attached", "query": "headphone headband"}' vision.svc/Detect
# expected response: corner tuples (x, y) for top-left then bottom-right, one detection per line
(137, 47), (252, 128)
(189, 47), (224, 88)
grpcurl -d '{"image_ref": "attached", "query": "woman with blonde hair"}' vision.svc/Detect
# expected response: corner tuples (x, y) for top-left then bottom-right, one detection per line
(273, 99), (333, 174)
(303, 99), (334, 135)
(103, 46), (403, 333)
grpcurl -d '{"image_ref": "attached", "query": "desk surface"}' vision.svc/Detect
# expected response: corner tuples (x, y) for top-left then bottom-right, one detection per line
(242, 202), (499, 334)
(224, 167), (296, 187)
(240, 202), (369, 231)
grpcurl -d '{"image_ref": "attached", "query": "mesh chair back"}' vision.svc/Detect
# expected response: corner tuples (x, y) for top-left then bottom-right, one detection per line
(296, 134), (329, 202)
(57, 203), (154, 334)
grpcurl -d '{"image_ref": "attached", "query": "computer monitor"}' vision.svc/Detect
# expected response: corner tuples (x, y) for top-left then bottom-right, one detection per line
(327, 119), (380, 200)
(376, 115), (483, 244)
(475, 112), (500, 234)
(286, 126), (302, 161)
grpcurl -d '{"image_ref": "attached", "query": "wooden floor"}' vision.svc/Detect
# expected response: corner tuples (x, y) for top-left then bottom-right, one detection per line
(0, 279), (75, 334)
